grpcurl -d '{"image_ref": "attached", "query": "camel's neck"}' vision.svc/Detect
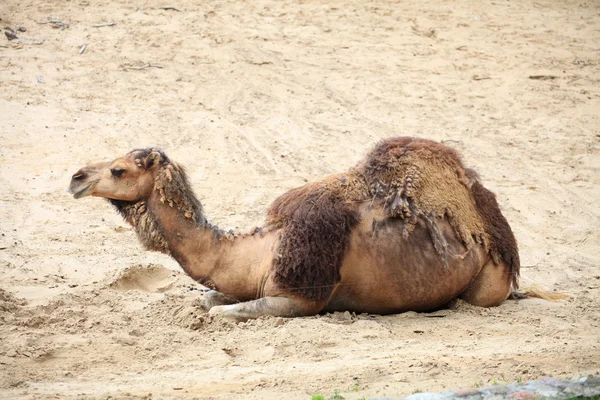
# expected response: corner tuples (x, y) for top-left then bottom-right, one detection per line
(110, 163), (271, 299)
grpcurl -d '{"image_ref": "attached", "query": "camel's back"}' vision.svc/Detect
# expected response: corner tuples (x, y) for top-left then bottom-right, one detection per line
(359, 137), (490, 252)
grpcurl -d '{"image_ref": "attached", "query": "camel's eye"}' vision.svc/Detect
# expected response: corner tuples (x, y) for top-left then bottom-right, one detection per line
(111, 168), (126, 178)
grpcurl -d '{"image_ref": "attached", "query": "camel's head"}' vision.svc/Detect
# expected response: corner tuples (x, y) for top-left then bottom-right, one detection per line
(68, 148), (168, 202)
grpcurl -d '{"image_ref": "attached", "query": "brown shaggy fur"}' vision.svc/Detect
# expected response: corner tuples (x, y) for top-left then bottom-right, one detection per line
(267, 182), (360, 300)
(129, 148), (205, 224)
(110, 199), (171, 253)
(267, 137), (518, 301)
(466, 169), (520, 288)
(361, 137), (488, 249)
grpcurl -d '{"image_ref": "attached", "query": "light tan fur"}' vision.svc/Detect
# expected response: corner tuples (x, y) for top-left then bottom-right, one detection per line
(509, 285), (569, 301)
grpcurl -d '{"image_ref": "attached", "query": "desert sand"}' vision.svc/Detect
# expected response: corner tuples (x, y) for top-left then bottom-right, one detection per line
(1, 0), (599, 398)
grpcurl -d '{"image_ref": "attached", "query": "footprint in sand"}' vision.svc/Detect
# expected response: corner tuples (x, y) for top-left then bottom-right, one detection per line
(107, 264), (176, 293)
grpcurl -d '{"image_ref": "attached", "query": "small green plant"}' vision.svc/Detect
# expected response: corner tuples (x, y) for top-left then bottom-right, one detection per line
(330, 389), (344, 400)
(490, 376), (507, 386)
(413, 388), (423, 394)
(516, 376), (523, 384)
(473, 380), (482, 388)
(313, 379), (360, 400)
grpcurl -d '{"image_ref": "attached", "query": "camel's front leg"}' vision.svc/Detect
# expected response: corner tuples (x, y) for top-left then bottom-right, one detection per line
(208, 296), (324, 322)
(202, 290), (239, 311)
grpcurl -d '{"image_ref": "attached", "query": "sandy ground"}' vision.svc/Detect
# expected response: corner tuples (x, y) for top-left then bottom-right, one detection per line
(1, 0), (599, 398)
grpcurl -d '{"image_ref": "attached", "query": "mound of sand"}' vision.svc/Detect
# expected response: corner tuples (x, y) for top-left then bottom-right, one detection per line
(107, 264), (177, 293)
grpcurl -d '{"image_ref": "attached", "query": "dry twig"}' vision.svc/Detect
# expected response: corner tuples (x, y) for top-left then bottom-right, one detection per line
(246, 60), (273, 66)
(78, 44), (87, 54)
(120, 63), (163, 71)
(441, 139), (462, 144)
(161, 6), (184, 12)
(92, 22), (116, 27)
(39, 16), (69, 29)
(529, 75), (557, 80)
(10, 37), (45, 45)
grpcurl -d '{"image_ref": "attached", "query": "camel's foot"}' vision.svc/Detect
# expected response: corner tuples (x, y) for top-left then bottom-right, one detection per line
(202, 290), (239, 311)
(208, 296), (324, 322)
(460, 258), (511, 307)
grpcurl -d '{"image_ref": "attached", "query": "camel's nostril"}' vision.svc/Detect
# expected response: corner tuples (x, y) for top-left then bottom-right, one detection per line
(72, 172), (86, 180)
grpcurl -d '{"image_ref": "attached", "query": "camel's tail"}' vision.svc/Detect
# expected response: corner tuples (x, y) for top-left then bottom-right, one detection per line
(509, 284), (569, 301)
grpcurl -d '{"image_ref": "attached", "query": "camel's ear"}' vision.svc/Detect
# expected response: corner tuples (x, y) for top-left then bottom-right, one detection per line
(144, 150), (163, 169)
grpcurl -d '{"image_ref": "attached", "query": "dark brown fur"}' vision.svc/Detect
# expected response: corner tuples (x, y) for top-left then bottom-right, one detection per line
(268, 184), (359, 300)
(466, 169), (521, 288)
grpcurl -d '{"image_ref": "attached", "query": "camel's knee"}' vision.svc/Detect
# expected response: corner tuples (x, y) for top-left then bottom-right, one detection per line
(202, 290), (239, 311)
(460, 259), (511, 307)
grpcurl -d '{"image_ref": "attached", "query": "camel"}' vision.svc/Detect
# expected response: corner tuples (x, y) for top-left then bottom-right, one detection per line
(68, 137), (524, 322)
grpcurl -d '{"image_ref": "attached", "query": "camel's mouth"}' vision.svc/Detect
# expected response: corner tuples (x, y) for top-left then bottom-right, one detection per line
(69, 162), (108, 199)
(69, 183), (93, 199)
